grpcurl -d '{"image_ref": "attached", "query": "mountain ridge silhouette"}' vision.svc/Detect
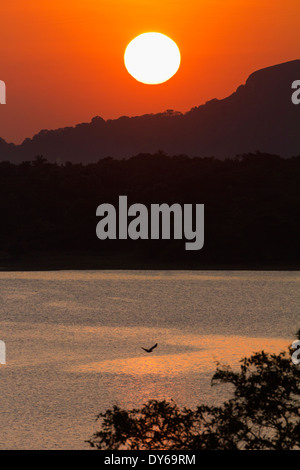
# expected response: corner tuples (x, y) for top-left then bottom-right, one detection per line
(1, 59), (299, 162)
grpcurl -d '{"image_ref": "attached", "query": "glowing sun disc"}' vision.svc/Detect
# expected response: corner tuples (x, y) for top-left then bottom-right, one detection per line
(124, 33), (181, 85)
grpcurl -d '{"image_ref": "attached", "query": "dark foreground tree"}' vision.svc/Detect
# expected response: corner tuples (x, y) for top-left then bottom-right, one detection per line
(87, 345), (300, 450)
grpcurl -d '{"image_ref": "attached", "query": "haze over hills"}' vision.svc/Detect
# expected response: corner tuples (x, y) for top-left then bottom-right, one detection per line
(1, 60), (299, 163)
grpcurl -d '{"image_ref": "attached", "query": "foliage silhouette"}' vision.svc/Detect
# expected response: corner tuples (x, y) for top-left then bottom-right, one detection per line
(87, 342), (300, 450)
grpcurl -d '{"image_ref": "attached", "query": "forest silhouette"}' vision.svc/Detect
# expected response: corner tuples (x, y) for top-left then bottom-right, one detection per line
(0, 152), (299, 270)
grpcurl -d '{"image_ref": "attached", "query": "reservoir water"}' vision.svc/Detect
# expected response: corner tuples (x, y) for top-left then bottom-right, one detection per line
(0, 270), (298, 449)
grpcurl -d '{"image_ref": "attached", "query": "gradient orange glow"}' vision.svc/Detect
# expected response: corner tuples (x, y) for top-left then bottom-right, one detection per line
(1, 0), (300, 143)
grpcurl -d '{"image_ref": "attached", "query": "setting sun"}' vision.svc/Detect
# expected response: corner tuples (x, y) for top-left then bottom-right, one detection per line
(124, 32), (181, 85)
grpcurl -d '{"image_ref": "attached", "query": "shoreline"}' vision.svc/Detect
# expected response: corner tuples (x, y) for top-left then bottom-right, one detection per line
(0, 252), (299, 272)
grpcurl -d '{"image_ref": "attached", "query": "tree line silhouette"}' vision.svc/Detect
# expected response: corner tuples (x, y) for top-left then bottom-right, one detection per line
(0, 152), (299, 269)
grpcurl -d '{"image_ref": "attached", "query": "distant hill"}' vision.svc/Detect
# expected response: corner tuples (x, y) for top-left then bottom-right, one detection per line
(1, 60), (300, 162)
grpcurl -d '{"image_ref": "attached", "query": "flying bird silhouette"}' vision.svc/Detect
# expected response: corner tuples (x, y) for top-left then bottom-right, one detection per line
(141, 343), (158, 353)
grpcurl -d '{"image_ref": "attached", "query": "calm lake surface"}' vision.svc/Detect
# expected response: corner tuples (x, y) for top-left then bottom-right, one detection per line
(0, 270), (298, 449)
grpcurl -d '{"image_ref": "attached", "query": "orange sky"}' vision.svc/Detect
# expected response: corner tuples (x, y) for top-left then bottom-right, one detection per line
(1, 0), (299, 143)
